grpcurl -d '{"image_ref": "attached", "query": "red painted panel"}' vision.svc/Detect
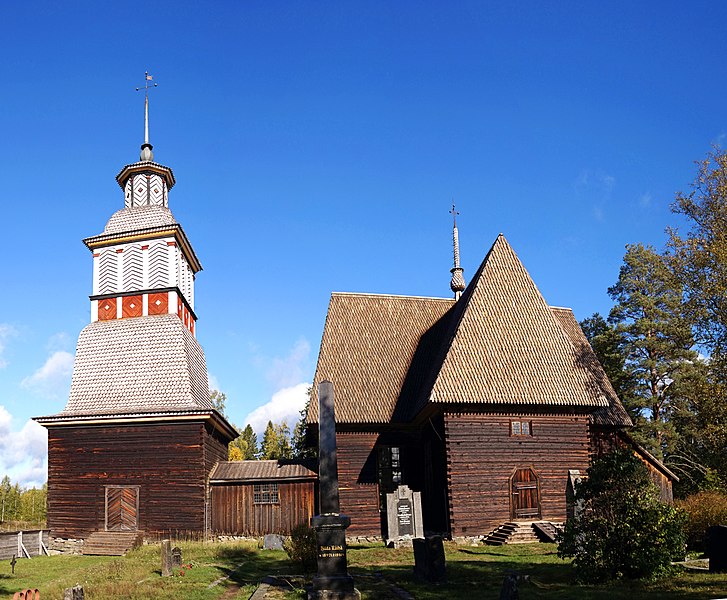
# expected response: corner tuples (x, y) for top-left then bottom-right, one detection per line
(98, 298), (117, 321)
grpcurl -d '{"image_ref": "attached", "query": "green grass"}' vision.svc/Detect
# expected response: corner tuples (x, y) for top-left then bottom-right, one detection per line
(1, 541), (725, 599)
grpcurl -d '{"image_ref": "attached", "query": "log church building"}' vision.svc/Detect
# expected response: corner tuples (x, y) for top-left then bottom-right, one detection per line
(35, 91), (673, 550)
(307, 212), (674, 539)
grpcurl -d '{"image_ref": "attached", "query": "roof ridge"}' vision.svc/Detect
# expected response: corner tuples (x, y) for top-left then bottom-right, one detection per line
(331, 291), (454, 301)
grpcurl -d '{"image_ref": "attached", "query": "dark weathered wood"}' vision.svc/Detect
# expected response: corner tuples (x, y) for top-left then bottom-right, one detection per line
(47, 421), (222, 538)
(210, 481), (315, 535)
(444, 412), (591, 536)
(335, 432), (380, 535)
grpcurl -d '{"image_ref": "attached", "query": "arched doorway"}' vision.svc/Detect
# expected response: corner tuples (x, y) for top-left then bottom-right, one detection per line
(509, 468), (541, 520)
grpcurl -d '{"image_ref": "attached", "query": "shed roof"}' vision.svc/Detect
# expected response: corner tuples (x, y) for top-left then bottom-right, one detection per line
(309, 235), (629, 426)
(210, 460), (318, 482)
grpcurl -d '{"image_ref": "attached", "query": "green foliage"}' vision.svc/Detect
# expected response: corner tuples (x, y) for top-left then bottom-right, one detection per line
(0, 476), (47, 528)
(229, 423), (259, 460)
(558, 448), (686, 582)
(676, 490), (727, 550)
(292, 386), (317, 459)
(283, 523), (317, 573)
(607, 244), (700, 457)
(260, 420), (293, 459)
(209, 389), (227, 416)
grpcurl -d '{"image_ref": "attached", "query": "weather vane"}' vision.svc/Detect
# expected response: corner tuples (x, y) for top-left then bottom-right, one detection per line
(135, 72), (158, 160)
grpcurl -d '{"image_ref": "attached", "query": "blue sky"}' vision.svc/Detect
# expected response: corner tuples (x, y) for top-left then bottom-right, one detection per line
(1, 2), (724, 486)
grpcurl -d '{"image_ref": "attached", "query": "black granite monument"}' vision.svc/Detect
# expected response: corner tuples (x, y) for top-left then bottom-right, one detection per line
(309, 380), (360, 600)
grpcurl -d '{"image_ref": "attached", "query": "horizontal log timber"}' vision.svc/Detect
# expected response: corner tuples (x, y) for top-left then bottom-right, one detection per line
(444, 412), (590, 536)
(47, 420), (226, 538)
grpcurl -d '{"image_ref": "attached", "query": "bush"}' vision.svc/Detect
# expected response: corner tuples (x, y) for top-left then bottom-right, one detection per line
(558, 448), (687, 582)
(676, 490), (727, 551)
(283, 523), (317, 573)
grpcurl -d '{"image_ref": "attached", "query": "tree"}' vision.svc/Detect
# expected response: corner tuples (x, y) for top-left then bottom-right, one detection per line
(607, 243), (699, 457)
(210, 389), (227, 416)
(229, 423), (259, 460)
(291, 387), (317, 459)
(260, 420), (293, 459)
(580, 313), (638, 418)
(558, 448), (686, 582)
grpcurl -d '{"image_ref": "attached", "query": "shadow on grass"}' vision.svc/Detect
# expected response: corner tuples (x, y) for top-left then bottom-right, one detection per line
(212, 545), (300, 589)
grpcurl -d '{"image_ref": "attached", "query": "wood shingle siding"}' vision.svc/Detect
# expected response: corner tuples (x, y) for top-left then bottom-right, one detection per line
(444, 412), (591, 536)
(47, 422), (213, 538)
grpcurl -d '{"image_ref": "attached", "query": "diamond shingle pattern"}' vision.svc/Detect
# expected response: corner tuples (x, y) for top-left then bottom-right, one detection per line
(551, 306), (632, 426)
(309, 235), (630, 426)
(308, 293), (455, 424)
(428, 235), (610, 408)
(210, 460), (317, 482)
(103, 206), (177, 235)
(59, 314), (214, 416)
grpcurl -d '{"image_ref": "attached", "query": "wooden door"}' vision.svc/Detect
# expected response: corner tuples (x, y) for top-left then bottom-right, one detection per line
(510, 468), (540, 520)
(106, 487), (139, 531)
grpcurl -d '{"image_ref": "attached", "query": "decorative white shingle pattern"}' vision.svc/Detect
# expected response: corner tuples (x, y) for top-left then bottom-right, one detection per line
(59, 314), (213, 416)
(103, 206), (177, 236)
(148, 241), (169, 288)
(309, 293), (455, 424)
(98, 249), (118, 294)
(428, 235), (610, 408)
(210, 460), (317, 482)
(122, 244), (143, 291)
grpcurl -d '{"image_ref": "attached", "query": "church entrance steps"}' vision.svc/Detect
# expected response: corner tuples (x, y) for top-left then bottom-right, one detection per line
(82, 531), (143, 556)
(483, 521), (562, 545)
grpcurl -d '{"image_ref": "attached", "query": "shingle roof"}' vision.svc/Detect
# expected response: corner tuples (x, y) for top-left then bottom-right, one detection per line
(551, 306), (632, 427)
(55, 314), (214, 417)
(210, 460), (318, 482)
(102, 206), (177, 235)
(308, 293), (454, 424)
(309, 235), (629, 426)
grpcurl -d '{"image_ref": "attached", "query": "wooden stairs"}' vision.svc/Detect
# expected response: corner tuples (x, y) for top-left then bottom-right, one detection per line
(483, 521), (562, 545)
(82, 531), (144, 556)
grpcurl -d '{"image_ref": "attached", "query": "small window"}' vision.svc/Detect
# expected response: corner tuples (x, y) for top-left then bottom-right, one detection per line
(253, 483), (279, 504)
(510, 420), (533, 437)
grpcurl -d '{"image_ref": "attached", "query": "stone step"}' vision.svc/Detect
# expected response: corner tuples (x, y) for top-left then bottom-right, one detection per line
(82, 531), (143, 556)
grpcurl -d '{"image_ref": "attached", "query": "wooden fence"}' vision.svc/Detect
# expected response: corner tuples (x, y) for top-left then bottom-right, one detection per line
(0, 530), (49, 560)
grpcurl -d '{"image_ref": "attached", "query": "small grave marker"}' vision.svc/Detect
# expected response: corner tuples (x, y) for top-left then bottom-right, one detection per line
(64, 585), (84, 600)
(263, 534), (284, 550)
(171, 547), (183, 570)
(706, 525), (727, 573)
(386, 485), (423, 546)
(10, 554), (17, 574)
(161, 539), (172, 577)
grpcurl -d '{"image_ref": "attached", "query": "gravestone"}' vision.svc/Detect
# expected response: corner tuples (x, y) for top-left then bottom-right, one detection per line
(171, 546), (183, 570)
(309, 380), (360, 600)
(413, 535), (446, 583)
(263, 534), (285, 550)
(706, 524), (727, 573)
(161, 539), (173, 577)
(63, 586), (84, 600)
(386, 485), (423, 546)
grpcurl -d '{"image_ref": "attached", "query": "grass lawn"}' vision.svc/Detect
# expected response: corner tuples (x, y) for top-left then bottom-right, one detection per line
(0, 541), (725, 599)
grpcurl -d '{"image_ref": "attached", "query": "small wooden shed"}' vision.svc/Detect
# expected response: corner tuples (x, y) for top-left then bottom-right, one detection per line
(210, 460), (317, 536)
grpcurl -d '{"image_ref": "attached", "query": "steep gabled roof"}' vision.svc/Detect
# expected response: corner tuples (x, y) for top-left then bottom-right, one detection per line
(550, 306), (632, 427)
(309, 235), (627, 426)
(423, 235), (610, 409)
(308, 293), (454, 424)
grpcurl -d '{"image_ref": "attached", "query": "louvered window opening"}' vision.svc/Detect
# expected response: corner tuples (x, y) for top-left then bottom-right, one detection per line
(253, 483), (279, 504)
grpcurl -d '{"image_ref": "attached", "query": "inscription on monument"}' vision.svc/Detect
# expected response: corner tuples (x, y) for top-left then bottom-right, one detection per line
(397, 498), (414, 536)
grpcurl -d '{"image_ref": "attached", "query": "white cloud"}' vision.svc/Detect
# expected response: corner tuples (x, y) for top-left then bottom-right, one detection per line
(0, 405), (47, 488)
(21, 350), (74, 399)
(208, 372), (220, 392)
(0, 324), (17, 369)
(638, 192), (652, 208)
(258, 338), (311, 389)
(243, 382), (311, 436)
(574, 168), (615, 221)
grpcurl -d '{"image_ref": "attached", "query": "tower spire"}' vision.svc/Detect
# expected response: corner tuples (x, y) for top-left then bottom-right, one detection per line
(449, 203), (466, 300)
(136, 71), (158, 162)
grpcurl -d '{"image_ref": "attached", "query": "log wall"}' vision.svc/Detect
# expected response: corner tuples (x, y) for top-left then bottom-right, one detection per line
(210, 481), (315, 535)
(336, 431), (380, 535)
(0, 530), (49, 560)
(47, 421), (219, 538)
(444, 412), (591, 536)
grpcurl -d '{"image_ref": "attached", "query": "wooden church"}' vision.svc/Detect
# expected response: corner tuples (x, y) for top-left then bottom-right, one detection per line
(307, 212), (667, 539)
(35, 94), (237, 550)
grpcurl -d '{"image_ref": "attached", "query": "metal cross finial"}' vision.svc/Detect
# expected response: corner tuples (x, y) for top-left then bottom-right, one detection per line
(450, 202), (459, 227)
(135, 72), (158, 151)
